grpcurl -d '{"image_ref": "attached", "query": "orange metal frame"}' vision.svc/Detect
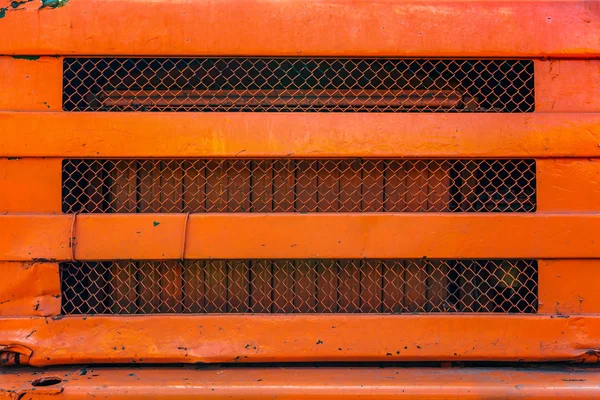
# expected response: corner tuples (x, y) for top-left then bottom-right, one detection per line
(4, 366), (600, 399)
(1, 0), (600, 395)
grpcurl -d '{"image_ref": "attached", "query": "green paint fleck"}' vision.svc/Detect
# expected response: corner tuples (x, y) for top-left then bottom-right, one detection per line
(0, 7), (7, 19)
(40, 0), (68, 9)
(43, 101), (50, 108)
(153, 221), (160, 227)
(12, 55), (41, 61)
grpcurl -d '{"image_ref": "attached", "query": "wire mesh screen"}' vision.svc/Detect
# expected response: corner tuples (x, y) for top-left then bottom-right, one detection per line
(60, 260), (538, 314)
(63, 58), (534, 112)
(62, 159), (536, 213)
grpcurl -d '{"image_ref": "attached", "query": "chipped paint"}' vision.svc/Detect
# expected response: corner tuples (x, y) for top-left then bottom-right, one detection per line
(11, 0), (28, 9)
(39, 0), (68, 9)
(12, 55), (40, 61)
(0, 0), (32, 18)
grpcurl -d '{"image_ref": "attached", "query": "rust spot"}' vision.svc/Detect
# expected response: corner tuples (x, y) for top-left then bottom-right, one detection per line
(31, 258), (57, 263)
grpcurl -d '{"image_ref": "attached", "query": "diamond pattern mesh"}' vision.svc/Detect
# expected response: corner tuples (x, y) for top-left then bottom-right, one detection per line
(63, 58), (534, 112)
(62, 159), (536, 213)
(60, 260), (538, 314)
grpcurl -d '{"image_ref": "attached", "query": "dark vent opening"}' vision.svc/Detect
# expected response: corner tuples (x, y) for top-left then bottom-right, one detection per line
(63, 58), (534, 112)
(60, 259), (539, 315)
(61, 159), (536, 214)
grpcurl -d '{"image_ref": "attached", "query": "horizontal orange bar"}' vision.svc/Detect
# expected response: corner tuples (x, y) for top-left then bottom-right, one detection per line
(3, 366), (600, 399)
(3, 214), (600, 260)
(183, 214), (600, 259)
(0, 1), (597, 57)
(2, 113), (600, 158)
(2, 315), (600, 365)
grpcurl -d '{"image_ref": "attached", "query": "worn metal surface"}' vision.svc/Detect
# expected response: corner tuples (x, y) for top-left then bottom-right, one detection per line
(3, 366), (600, 399)
(0, 0), (598, 57)
(2, 112), (600, 158)
(3, 214), (600, 260)
(0, 57), (62, 111)
(0, 263), (60, 317)
(1, 315), (600, 365)
(535, 60), (600, 112)
(0, 0), (599, 374)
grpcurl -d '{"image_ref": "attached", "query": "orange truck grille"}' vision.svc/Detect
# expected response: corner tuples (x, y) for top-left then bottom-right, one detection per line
(62, 58), (535, 112)
(62, 159), (536, 213)
(3, 2), (600, 385)
(60, 259), (538, 314)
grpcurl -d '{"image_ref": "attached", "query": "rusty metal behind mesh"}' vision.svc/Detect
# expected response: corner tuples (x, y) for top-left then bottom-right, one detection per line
(62, 159), (536, 213)
(60, 260), (538, 314)
(63, 58), (534, 112)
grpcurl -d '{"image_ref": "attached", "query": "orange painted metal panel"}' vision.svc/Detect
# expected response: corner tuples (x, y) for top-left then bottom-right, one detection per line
(74, 214), (186, 260)
(0, 57), (62, 111)
(539, 260), (600, 315)
(538, 159), (600, 212)
(0, 215), (71, 261)
(0, 0), (597, 57)
(2, 214), (600, 260)
(1, 315), (600, 365)
(183, 214), (600, 260)
(0, 262), (60, 317)
(0, 158), (62, 213)
(1, 113), (600, 158)
(3, 366), (600, 399)
(536, 60), (600, 112)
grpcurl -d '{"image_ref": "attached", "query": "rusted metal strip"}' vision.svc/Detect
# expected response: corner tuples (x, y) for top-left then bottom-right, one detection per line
(98, 89), (466, 111)
(1, 113), (600, 158)
(0, 1), (597, 57)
